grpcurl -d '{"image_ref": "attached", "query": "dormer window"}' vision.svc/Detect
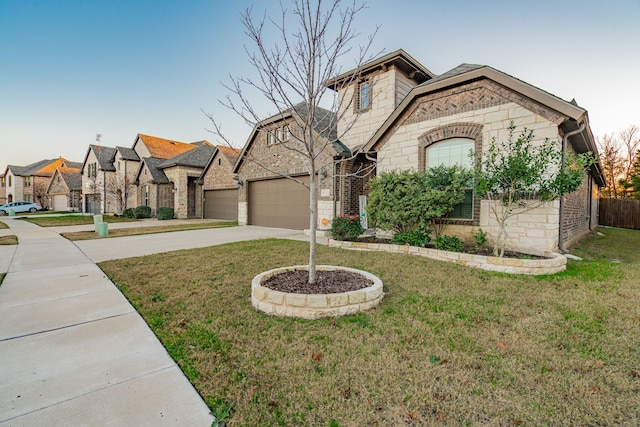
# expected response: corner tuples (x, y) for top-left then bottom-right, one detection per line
(356, 80), (371, 111)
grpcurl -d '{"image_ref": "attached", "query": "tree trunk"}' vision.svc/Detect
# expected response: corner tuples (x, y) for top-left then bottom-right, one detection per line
(308, 168), (318, 285)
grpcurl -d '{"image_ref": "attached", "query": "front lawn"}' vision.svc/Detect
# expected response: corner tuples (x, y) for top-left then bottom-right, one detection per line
(22, 214), (139, 227)
(99, 228), (640, 426)
(0, 221), (8, 229)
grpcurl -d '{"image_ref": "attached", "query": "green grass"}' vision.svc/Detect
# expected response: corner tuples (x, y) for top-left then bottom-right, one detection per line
(61, 221), (238, 240)
(99, 228), (640, 426)
(21, 214), (139, 227)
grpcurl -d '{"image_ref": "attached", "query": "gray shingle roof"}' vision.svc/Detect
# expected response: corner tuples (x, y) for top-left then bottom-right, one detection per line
(419, 63), (485, 87)
(10, 159), (55, 176)
(158, 145), (216, 169)
(90, 145), (117, 171)
(292, 102), (337, 141)
(63, 161), (83, 169)
(60, 169), (82, 191)
(142, 157), (170, 184)
(116, 146), (141, 161)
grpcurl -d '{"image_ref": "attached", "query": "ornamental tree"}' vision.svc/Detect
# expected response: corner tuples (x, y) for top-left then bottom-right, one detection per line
(474, 122), (595, 257)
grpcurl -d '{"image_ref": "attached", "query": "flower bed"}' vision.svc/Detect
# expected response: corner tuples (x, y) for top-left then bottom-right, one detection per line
(252, 265), (384, 319)
(329, 240), (566, 275)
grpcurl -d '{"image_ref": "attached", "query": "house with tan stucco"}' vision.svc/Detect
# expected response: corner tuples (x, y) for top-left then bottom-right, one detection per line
(235, 49), (605, 255)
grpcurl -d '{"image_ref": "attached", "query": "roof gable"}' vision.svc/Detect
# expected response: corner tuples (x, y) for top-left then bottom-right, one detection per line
(158, 145), (216, 169)
(233, 102), (338, 173)
(325, 49), (435, 90)
(115, 146), (141, 162)
(135, 134), (196, 160)
(135, 157), (170, 184)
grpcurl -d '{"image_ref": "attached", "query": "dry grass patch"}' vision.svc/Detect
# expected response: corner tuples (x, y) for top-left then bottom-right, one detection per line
(100, 229), (640, 426)
(0, 273), (5, 285)
(23, 214), (138, 227)
(0, 235), (17, 245)
(62, 221), (237, 241)
(0, 221), (8, 229)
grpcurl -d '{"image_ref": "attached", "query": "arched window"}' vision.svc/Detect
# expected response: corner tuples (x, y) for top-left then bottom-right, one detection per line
(426, 138), (474, 219)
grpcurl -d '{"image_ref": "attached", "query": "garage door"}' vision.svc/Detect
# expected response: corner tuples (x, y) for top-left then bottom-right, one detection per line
(248, 176), (310, 229)
(203, 189), (238, 220)
(52, 195), (67, 211)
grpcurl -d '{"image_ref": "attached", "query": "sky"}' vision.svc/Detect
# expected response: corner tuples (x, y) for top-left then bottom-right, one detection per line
(1, 0), (639, 173)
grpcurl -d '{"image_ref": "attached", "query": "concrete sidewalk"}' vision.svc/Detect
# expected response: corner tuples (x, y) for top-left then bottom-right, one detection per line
(0, 218), (215, 426)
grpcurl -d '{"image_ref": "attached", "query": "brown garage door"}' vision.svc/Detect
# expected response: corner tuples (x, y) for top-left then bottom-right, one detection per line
(203, 189), (238, 220)
(248, 177), (310, 229)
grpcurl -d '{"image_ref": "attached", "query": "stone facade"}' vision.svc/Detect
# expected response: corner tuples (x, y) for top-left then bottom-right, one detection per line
(237, 115), (336, 228)
(164, 166), (202, 219)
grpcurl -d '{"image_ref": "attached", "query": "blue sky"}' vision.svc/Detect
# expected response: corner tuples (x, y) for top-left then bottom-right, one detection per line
(1, 0), (639, 172)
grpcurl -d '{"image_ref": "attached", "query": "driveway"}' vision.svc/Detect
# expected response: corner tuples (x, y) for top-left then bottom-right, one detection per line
(74, 225), (311, 262)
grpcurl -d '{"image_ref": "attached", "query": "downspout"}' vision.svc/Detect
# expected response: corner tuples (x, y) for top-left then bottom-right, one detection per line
(558, 122), (586, 253)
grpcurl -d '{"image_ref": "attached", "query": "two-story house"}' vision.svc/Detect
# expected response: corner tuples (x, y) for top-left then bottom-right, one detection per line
(234, 49), (605, 254)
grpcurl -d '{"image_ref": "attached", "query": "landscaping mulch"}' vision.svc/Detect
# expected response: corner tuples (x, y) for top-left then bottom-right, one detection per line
(262, 269), (373, 294)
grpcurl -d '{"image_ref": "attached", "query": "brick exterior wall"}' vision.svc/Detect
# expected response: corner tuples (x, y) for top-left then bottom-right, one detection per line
(237, 116), (336, 227)
(164, 166), (202, 219)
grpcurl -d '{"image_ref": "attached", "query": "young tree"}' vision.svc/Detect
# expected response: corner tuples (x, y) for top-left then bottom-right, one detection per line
(206, 0), (378, 285)
(474, 123), (594, 257)
(597, 133), (624, 199)
(105, 173), (136, 214)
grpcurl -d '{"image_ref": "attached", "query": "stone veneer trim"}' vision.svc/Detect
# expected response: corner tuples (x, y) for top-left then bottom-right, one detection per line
(328, 240), (566, 275)
(251, 265), (384, 319)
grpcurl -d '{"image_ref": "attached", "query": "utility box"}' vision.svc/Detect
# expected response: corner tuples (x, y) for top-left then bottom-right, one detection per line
(9, 209), (15, 216)
(98, 222), (108, 237)
(93, 215), (103, 233)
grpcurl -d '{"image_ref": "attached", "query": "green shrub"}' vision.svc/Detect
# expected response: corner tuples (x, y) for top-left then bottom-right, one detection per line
(473, 228), (487, 246)
(134, 205), (152, 219)
(331, 214), (364, 241)
(156, 207), (174, 220)
(435, 235), (464, 252)
(367, 166), (472, 234)
(122, 208), (135, 218)
(391, 227), (432, 247)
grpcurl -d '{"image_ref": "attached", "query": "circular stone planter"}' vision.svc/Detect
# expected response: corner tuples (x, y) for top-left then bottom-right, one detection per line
(251, 265), (384, 319)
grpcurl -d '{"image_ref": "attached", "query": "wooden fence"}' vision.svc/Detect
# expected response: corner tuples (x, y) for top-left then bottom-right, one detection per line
(599, 198), (640, 230)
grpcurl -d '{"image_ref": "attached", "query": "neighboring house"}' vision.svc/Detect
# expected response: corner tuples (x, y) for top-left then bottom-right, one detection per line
(46, 166), (82, 211)
(234, 103), (342, 229)
(0, 173), (6, 204)
(2, 158), (77, 209)
(198, 145), (241, 220)
(81, 145), (117, 214)
(113, 146), (141, 213)
(240, 49), (605, 255)
(132, 134), (214, 218)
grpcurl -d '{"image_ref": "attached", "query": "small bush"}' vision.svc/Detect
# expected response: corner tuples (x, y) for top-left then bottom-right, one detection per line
(391, 227), (432, 247)
(134, 205), (152, 219)
(435, 235), (464, 252)
(122, 208), (135, 218)
(473, 228), (487, 246)
(156, 207), (174, 220)
(331, 214), (364, 241)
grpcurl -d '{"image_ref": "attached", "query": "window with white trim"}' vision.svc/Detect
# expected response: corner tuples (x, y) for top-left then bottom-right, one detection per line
(356, 80), (371, 111)
(426, 138), (474, 219)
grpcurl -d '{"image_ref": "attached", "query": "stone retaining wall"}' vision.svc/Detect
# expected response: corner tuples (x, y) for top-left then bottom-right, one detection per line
(329, 240), (566, 275)
(252, 265), (384, 319)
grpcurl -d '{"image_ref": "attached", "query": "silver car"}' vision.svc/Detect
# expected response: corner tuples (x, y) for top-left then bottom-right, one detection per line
(0, 201), (43, 215)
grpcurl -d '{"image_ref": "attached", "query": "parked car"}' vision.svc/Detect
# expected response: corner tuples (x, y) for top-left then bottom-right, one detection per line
(0, 201), (43, 215)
